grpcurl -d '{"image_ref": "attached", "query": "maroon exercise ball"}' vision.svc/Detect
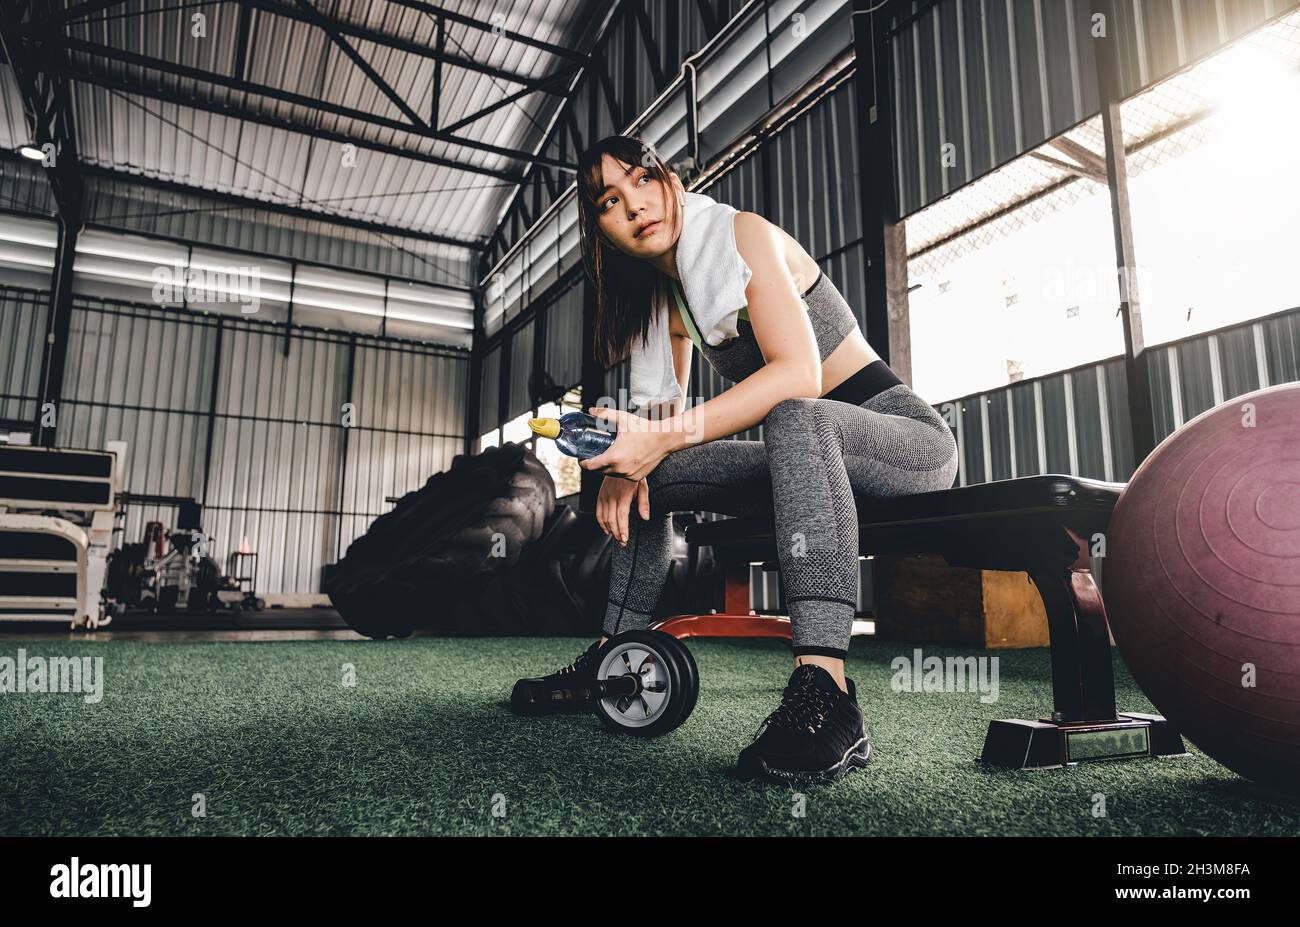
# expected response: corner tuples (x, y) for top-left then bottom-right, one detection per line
(1104, 382), (1300, 790)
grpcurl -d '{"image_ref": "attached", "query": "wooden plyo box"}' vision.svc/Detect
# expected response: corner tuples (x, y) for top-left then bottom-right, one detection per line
(870, 553), (1051, 649)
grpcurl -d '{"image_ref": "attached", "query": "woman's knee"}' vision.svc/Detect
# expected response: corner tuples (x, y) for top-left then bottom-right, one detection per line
(764, 397), (818, 429)
(764, 397), (842, 454)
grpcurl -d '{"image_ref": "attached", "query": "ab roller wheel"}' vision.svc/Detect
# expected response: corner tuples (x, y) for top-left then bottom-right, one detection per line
(591, 630), (699, 738)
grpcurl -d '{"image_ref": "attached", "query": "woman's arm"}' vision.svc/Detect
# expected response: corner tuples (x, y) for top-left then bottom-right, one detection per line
(600, 332), (691, 544)
(664, 211), (822, 450)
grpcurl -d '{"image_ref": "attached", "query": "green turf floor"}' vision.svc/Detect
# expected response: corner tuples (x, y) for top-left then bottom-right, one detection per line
(2, 635), (1297, 836)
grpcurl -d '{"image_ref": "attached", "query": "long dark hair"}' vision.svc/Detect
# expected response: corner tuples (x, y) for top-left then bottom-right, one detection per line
(576, 135), (684, 370)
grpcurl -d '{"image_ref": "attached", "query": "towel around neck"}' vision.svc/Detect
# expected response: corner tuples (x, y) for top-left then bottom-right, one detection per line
(626, 191), (753, 411)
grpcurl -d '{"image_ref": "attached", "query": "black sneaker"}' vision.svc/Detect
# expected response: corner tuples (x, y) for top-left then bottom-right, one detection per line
(511, 641), (602, 715)
(735, 664), (872, 783)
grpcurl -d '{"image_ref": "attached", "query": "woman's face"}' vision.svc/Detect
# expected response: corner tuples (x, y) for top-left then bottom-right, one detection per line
(594, 153), (681, 259)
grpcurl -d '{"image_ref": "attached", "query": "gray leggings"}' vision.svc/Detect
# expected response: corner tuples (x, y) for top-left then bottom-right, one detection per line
(603, 384), (960, 656)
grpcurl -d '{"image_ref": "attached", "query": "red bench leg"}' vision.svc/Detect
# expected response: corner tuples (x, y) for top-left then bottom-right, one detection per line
(652, 562), (792, 642)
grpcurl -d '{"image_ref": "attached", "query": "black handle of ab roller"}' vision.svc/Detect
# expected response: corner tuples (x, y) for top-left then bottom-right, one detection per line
(592, 672), (641, 700)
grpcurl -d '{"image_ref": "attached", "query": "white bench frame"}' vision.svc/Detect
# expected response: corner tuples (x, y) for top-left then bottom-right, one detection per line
(0, 441), (123, 628)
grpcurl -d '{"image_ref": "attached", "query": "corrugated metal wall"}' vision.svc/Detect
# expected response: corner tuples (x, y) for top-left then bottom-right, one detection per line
(0, 286), (46, 426)
(507, 318), (536, 421)
(337, 340), (466, 583)
(0, 158), (55, 215)
(478, 344), (501, 438)
(941, 306), (1300, 486)
(890, 0), (1300, 217)
(480, 271), (589, 440)
(542, 279), (585, 400)
(0, 284), (467, 595)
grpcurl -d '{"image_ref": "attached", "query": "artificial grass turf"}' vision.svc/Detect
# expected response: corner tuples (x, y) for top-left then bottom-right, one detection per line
(1, 635), (1297, 837)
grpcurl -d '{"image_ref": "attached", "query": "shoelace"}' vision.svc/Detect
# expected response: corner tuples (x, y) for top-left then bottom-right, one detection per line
(555, 645), (599, 677)
(763, 679), (838, 735)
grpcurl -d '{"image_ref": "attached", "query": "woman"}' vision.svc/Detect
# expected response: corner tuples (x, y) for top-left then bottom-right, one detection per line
(514, 134), (959, 783)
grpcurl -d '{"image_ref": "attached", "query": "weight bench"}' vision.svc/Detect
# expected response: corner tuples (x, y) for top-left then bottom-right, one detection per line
(653, 474), (1187, 770)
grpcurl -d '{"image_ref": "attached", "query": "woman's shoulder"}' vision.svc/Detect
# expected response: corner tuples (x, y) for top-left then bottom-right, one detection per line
(730, 210), (771, 243)
(730, 211), (780, 269)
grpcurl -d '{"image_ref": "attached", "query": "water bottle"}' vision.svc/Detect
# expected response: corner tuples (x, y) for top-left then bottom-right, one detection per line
(528, 412), (617, 460)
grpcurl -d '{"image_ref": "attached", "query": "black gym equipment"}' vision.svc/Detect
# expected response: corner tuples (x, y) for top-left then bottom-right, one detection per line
(326, 442), (711, 639)
(104, 520), (232, 616)
(511, 630), (700, 737)
(327, 442), (555, 638)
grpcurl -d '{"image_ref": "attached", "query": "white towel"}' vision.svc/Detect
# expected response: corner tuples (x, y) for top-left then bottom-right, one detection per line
(627, 191), (753, 411)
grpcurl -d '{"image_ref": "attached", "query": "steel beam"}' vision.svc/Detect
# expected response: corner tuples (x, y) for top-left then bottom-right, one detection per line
(441, 64), (583, 134)
(1048, 137), (1108, 178)
(201, 317), (224, 505)
(1092, 0), (1157, 464)
(234, 2), (252, 82)
(432, 13), (444, 128)
(34, 215), (78, 447)
(246, 0), (548, 86)
(59, 40), (577, 173)
(293, 0), (427, 129)
(851, 0), (909, 380)
(622, 2), (636, 127)
(465, 254), (487, 454)
(1030, 151), (1107, 183)
(59, 0), (591, 72)
(630, 0), (666, 90)
(56, 0), (127, 22)
(335, 334), (357, 567)
(694, 0), (719, 37)
(4, 1), (85, 446)
(386, 0), (591, 65)
(62, 63), (525, 184)
(564, 107), (585, 157)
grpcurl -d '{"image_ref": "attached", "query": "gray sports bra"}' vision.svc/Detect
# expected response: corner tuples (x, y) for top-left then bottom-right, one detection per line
(670, 269), (861, 383)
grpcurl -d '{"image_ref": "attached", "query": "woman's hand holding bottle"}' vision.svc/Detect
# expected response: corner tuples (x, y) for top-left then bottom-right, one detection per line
(530, 406), (670, 544)
(579, 407), (678, 482)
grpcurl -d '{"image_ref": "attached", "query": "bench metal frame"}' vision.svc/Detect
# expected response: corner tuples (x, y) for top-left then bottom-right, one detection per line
(652, 475), (1187, 770)
(0, 442), (123, 628)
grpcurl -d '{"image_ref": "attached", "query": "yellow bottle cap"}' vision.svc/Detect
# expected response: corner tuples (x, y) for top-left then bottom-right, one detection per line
(528, 417), (561, 438)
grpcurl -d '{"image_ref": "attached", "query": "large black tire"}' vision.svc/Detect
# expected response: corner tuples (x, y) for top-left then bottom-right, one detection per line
(328, 442), (717, 639)
(472, 507), (712, 637)
(327, 442), (555, 638)
(104, 542), (148, 607)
